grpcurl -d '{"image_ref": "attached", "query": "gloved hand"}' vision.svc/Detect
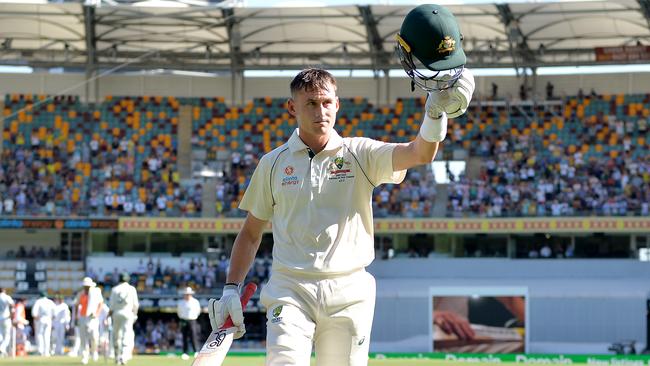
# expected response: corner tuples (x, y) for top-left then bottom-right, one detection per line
(208, 284), (245, 339)
(426, 68), (475, 119)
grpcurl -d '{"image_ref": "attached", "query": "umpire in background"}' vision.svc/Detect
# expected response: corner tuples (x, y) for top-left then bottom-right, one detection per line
(176, 287), (201, 360)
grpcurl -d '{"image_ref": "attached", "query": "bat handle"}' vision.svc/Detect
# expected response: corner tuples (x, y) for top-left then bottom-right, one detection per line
(222, 282), (257, 329)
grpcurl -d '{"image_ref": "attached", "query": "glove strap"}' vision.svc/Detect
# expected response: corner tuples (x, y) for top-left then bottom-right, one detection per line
(223, 284), (240, 296)
(420, 112), (448, 143)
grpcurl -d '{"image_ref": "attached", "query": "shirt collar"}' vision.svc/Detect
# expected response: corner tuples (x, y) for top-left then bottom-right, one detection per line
(288, 128), (344, 154)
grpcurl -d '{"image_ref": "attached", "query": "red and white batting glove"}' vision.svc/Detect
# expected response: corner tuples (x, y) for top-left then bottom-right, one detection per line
(208, 284), (246, 339)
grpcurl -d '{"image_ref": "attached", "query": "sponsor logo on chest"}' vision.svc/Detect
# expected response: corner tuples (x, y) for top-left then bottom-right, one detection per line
(328, 156), (354, 181)
(282, 165), (299, 186)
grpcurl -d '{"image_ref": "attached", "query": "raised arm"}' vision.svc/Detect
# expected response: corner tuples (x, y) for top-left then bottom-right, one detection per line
(393, 135), (440, 171)
(392, 68), (475, 172)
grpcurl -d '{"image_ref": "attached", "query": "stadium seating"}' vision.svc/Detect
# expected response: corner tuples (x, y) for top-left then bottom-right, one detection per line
(34, 260), (85, 296)
(2, 93), (648, 218)
(0, 260), (27, 295)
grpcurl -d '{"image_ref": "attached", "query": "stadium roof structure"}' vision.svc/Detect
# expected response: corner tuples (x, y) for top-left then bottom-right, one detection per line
(0, 0), (649, 74)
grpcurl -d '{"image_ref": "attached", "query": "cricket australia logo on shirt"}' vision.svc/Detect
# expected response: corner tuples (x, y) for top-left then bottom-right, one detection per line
(328, 156), (354, 182)
(282, 165), (299, 186)
(271, 305), (283, 323)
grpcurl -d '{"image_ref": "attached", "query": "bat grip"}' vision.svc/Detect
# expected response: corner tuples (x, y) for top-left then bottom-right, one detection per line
(222, 282), (257, 329)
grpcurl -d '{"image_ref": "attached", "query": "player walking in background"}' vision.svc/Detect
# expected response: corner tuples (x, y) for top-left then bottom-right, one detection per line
(0, 288), (14, 357)
(74, 277), (104, 364)
(98, 302), (112, 359)
(208, 5), (474, 365)
(13, 298), (28, 357)
(69, 315), (81, 357)
(31, 291), (56, 356)
(109, 273), (139, 365)
(177, 287), (201, 361)
(52, 294), (71, 356)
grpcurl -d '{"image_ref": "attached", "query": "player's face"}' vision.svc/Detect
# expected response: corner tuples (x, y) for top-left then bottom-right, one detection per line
(288, 84), (339, 142)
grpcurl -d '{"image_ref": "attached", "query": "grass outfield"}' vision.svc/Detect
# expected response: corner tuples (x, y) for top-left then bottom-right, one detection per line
(0, 355), (460, 366)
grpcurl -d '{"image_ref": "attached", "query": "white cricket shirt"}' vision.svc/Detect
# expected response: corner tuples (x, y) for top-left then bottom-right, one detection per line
(32, 297), (56, 321)
(109, 282), (139, 317)
(239, 128), (406, 275)
(0, 292), (13, 320)
(53, 302), (71, 325)
(177, 297), (201, 320)
(75, 287), (104, 318)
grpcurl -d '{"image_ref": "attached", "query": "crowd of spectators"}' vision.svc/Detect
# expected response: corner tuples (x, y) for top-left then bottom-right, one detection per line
(372, 168), (437, 218)
(448, 153), (650, 217)
(86, 255), (272, 295)
(3, 245), (59, 259)
(446, 107), (650, 217)
(135, 318), (183, 354)
(3, 94), (649, 218)
(0, 144), (202, 217)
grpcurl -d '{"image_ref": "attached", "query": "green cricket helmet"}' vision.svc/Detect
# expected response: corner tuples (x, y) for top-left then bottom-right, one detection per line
(396, 4), (466, 92)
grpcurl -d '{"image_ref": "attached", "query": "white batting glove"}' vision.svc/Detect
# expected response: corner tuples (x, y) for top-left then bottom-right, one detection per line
(208, 284), (245, 339)
(427, 68), (475, 119)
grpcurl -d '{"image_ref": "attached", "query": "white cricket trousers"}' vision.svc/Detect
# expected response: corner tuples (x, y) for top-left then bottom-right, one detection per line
(111, 312), (135, 361)
(260, 269), (376, 366)
(52, 323), (67, 355)
(0, 318), (11, 355)
(79, 316), (99, 359)
(35, 318), (52, 356)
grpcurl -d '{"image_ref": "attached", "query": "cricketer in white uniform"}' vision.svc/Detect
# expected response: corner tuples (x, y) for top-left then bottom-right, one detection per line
(0, 288), (14, 357)
(74, 277), (104, 364)
(209, 64), (473, 365)
(31, 291), (56, 356)
(108, 273), (139, 365)
(98, 303), (112, 358)
(52, 295), (71, 356)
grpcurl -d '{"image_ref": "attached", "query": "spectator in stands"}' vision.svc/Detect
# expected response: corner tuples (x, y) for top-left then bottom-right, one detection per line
(546, 81), (554, 99)
(177, 287), (200, 360)
(519, 84), (527, 100)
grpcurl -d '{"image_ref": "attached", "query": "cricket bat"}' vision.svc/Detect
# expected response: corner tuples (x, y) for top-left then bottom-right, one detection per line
(191, 282), (257, 366)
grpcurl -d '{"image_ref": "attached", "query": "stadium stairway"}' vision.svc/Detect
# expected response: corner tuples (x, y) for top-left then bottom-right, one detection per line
(202, 177), (217, 217)
(177, 105), (193, 180)
(25, 260), (38, 292)
(466, 156), (482, 180)
(432, 183), (448, 217)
